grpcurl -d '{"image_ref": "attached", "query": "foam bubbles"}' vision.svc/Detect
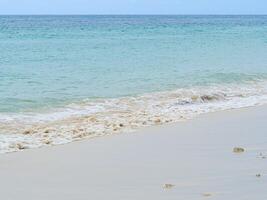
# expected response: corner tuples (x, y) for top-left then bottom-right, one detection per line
(1, 82), (267, 153)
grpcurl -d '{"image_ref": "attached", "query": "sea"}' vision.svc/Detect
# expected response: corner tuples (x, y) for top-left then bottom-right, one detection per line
(1, 15), (267, 153)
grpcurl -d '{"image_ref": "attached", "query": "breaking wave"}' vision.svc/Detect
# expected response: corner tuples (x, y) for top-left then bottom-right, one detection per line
(1, 81), (267, 153)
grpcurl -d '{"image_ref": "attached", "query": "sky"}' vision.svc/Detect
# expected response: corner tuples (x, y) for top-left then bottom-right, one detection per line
(0, 0), (266, 15)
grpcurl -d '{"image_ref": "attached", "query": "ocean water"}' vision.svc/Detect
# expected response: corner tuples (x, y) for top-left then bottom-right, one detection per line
(1, 15), (267, 153)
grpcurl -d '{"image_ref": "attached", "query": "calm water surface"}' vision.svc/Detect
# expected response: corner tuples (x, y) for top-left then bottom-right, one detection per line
(1, 15), (267, 113)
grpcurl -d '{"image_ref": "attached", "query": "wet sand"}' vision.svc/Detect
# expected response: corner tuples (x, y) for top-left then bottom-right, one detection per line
(0, 106), (266, 200)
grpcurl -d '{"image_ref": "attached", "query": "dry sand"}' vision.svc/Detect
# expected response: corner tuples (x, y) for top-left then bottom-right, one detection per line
(0, 106), (266, 200)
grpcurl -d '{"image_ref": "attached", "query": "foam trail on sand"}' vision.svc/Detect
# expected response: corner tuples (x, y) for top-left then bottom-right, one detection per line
(1, 82), (267, 153)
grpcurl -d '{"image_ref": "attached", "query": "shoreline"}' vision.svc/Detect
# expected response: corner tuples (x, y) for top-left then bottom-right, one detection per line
(1, 103), (266, 154)
(0, 105), (266, 199)
(1, 83), (267, 154)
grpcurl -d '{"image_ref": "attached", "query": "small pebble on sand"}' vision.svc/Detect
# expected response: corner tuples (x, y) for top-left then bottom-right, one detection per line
(23, 130), (31, 135)
(163, 184), (175, 189)
(233, 147), (245, 153)
(43, 140), (51, 145)
(259, 153), (266, 159)
(202, 193), (212, 197)
(16, 143), (27, 150)
(155, 119), (161, 123)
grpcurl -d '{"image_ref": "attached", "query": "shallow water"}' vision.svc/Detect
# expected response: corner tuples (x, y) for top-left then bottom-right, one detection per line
(1, 15), (267, 153)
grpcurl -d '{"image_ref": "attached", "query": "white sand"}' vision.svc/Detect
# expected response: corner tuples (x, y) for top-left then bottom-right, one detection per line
(0, 106), (266, 200)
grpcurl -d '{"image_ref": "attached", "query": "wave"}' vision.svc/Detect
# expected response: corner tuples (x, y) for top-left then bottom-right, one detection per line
(1, 81), (267, 153)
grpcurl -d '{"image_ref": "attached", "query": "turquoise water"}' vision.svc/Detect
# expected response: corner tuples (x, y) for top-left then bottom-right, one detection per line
(1, 15), (267, 113)
(1, 15), (267, 153)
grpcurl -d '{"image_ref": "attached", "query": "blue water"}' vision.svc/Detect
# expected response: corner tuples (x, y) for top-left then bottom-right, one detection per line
(1, 15), (267, 113)
(2, 15), (267, 153)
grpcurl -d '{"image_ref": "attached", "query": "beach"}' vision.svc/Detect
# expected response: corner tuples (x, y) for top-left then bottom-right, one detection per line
(0, 15), (267, 199)
(0, 105), (266, 200)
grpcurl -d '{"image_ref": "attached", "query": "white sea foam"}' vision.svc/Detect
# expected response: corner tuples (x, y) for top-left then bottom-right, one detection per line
(1, 82), (267, 153)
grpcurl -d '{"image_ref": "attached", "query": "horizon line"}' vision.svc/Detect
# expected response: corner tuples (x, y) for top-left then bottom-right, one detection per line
(0, 14), (267, 16)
